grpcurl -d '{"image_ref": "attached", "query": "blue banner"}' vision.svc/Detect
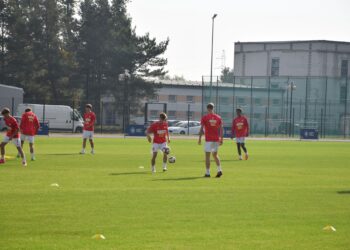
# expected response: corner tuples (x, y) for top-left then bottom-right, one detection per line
(127, 125), (146, 136)
(37, 122), (49, 135)
(300, 129), (318, 140)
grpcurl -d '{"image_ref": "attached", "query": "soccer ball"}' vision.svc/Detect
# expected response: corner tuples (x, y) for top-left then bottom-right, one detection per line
(168, 156), (176, 164)
(162, 147), (170, 155)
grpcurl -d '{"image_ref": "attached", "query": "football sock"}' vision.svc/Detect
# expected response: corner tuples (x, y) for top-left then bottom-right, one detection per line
(241, 143), (247, 153)
(206, 169), (210, 175)
(237, 143), (242, 155)
(162, 162), (167, 169)
(217, 165), (222, 172)
(1, 155), (4, 160)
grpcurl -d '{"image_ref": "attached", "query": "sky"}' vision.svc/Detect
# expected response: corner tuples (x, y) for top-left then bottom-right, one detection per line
(128, 0), (350, 81)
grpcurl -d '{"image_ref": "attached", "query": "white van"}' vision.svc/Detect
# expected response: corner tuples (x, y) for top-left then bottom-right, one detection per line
(17, 104), (84, 132)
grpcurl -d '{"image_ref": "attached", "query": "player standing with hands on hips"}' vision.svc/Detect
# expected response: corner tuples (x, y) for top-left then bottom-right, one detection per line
(146, 112), (170, 173)
(198, 103), (223, 178)
(80, 104), (96, 155)
(232, 108), (249, 160)
(20, 108), (40, 161)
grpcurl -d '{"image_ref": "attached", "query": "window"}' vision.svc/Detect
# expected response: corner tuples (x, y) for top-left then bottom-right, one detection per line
(272, 99), (281, 106)
(237, 97), (245, 105)
(272, 114), (279, 119)
(271, 58), (280, 76)
(341, 60), (348, 77)
(221, 112), (229, 119)
(187, 111), (194, 119)
(254, 113), (261, 119)
(220, 97), (230, 105)
(168, 111), (176, 119)
(168, 95), (177, 103)
(254, 98), (261, 105)
(186, 96), (194, 103)
(150, 110), (158, 119)
(150, 95), (159, 102)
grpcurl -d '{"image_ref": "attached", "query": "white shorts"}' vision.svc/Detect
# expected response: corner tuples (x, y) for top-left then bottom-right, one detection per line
(3, 136), (21, 147)
(21, 134), (35, 143)
(83, 130), (94, 139)
(204, 141), (219, 153)
(236, 137), (246, 143)
(152, 142), (167, 153)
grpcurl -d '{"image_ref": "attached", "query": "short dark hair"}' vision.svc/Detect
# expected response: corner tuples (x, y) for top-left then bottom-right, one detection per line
(1, 108), (10, 115)
(85, 104), (92, 109)
(236, 108), (242, 113)
(25, 108), (32, 112)
(207, 103), (214, 110)
(159, 112), (167, 120)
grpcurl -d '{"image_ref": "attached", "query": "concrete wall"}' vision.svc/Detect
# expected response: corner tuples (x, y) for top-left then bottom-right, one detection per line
(234, 41), (350, 77)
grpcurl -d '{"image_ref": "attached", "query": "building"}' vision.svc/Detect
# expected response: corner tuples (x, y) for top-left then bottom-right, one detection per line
(0, 84), (24, 113)
(234, 40), (350, 77)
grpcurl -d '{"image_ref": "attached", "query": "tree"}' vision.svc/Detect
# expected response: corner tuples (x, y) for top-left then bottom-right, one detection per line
(221, 67), (234, 83)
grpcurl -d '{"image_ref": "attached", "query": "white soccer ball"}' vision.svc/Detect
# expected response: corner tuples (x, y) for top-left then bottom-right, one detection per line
(168, 156), (176, 164)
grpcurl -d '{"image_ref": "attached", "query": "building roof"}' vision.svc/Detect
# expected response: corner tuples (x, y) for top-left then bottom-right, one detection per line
(0, 84), (24, 92)
(235, 40), (350, 45)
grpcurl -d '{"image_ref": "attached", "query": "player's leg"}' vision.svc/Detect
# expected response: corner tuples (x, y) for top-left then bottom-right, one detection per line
(80, 130), (88, 154)
(89, 138), (94, 154)
(236, 143), (242, 160)
(212, 143), (222, 178)
(0, 141), (8, 164)
(161, 143), (168, 171)
(241, 142), (248, 160)
(18, 134), (25, 158)
(28, 136), (35, 160)
(151, 151), (158, 173)
(205, 152), (211, 177)
(14, 138), (26, 166)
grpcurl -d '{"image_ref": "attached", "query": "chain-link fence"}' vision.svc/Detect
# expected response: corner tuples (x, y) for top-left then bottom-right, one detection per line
(203, 76), (350, 138)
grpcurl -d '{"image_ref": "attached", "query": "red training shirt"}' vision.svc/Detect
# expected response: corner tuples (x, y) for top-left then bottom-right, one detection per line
(148, 121), (168, 144)
(201, 113), (223, 142)
(20, 111), (40, 136)
(4, 116), (20, 138)
(232, 116), (249, 138)
(83, 112), (96, 131)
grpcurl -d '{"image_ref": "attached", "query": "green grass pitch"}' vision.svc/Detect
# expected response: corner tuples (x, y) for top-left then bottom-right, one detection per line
(0, 137), (350, 250)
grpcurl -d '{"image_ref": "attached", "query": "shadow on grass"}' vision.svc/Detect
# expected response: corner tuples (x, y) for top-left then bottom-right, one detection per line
(46, 153), (80, 156)
(152, 176), (203, 181)
(337, 190), (350, 194)
(109, 172), (148, 176)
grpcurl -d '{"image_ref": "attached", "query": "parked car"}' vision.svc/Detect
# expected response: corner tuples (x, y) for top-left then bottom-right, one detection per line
(168, 121), (201, 135)
(0, 115), (22, 131)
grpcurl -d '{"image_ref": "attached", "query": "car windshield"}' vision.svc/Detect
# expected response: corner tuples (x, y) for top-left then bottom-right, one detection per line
(174, 122), (187, 128)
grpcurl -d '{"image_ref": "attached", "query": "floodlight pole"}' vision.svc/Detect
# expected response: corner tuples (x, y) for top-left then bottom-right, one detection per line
(209, 14), (217, 101)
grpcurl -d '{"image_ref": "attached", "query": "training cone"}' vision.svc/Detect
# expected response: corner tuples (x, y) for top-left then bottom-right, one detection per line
(50, 183), (60, 187)
(323, 225), (336, 232)
(92, 234), (106, 240)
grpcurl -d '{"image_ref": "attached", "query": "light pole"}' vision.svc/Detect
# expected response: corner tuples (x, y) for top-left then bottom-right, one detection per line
(209, 13), (217, 101)
(289, 82), (296, 137)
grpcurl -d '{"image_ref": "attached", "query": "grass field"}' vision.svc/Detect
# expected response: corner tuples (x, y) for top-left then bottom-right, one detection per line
(0, 137), (350, 250)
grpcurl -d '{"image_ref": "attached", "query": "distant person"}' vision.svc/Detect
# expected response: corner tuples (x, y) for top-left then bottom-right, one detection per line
(198, 103), (223, 178)
(80, 104), (96, 154)
(20, 108), (40, 161)
(0, 108), (27, 166)
(146, 112), (170, 173)
(232, 108), (249, 160)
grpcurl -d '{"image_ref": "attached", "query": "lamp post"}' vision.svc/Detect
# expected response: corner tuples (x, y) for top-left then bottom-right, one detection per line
(289, 82), (296, 137)
(209, 13), (217, 101)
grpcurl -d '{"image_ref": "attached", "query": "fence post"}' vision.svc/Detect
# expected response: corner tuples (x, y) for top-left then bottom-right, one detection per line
(267, 77), (271, 136)
(100, 100), (103, 134)
(324, 77), (328, 138)
(187, 104), (190, 136)
(11, 97), (14, 115)
(201, 76), (204, 116)
(72, 99), (75, 133)
(344, 77), (348, 138)
(250, 77), (253, 135)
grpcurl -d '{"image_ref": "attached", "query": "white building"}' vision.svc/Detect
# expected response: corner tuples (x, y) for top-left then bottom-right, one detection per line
(0, 84), (24, 113)
(234, 40), (350, 77)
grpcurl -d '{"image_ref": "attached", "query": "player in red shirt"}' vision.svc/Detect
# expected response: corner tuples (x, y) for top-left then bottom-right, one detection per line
(80, 104), (96, 154)
(232, 108), (249, 160)
(198, 103), (223, 178)
(20, 108), (40, 161)
(0, 108), (27, 166)
(146, 113), (170, 173)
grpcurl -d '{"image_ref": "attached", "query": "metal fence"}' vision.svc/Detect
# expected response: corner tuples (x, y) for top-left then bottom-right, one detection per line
(202, 76), (350, 138)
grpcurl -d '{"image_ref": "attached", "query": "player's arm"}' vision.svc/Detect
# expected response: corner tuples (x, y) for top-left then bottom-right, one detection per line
(146, 126), (153, 143)
(34, 116), (40, 134)
(198, 125), (204, 145)
(219, 122), (224, 145)
(20, 114), (25, 132)
(166, 127), (170, 144)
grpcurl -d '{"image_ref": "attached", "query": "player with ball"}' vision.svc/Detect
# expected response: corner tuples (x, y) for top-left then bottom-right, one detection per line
(146, 112), (171, 173)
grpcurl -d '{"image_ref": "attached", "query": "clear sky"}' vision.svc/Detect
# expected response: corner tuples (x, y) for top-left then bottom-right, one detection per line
(128, 0), (350, 81)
